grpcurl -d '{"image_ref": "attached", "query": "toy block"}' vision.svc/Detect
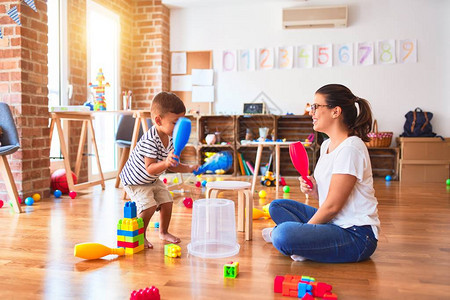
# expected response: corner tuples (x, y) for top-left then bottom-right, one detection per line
(117, 229), (139, 237)
(298, 282), (313, 298)
(301, 293), (314, 300)
(274, 275), (285, 293)
(117, 241), (140, 248)
(118, 234), (144, 244)
(124, 201), (137, 219)
(223, 261), (239, 278)
(130, 286), (160, 300)
(120, 218), (144, 231)
(164, 244), (181, 258)
(311, 282), (333, 297)
(301, 276), (315, 282)
(138, 228), (144, 234)
(323, 292), (338, 300)
(282, 275), (303, 297)
(125, 244), (144, 255)
(149, 222), (160, 228)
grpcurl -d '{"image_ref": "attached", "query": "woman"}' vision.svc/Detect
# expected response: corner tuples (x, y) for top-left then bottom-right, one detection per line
(263, 84), (380, 263)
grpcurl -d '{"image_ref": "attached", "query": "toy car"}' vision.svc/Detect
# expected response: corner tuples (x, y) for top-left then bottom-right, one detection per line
(260, 171), (276, 187)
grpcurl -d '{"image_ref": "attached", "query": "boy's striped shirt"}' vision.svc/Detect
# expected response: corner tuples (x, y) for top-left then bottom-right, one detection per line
(120, 126), (173, 186)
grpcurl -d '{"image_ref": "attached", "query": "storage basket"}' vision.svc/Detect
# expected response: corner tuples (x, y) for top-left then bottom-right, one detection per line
(365, 120), (393, 147)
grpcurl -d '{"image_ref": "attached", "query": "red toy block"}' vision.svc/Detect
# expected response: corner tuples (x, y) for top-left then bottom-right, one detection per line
(138, 228), (144, 234)
(282, 275), (303, 297)
(117, 241), (140, 248)
(301, 293), (314, 300)
(183, 197), (193, 208)
(323, 292), (338, 300)
(130, 286), (160, 300)
(274, 275), (285, 293)
(311, 282), (333, 297)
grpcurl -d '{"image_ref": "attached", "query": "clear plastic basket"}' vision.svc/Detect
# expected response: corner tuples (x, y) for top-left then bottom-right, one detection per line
(188, 198), (240, 258)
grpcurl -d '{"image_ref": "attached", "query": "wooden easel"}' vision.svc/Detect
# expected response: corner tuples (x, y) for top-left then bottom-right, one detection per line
(49, 112), (105, 192)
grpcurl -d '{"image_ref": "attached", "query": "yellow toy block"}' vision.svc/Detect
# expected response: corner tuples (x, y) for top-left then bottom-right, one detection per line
(164, 244), (181, 258)
(118, 217), (144, 231)
(125, 244), (144, 255)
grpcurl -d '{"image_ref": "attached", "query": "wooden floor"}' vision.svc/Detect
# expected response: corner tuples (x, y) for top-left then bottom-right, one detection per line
(0, 177), (449, 300)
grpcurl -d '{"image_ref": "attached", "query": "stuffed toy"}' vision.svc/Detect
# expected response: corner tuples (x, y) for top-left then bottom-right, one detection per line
(304, 103), (311, 115)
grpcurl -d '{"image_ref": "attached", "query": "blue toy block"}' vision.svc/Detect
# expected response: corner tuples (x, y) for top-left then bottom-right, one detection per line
(298, 282), (313, 298)
(124, 201), (137, 219)
(117, 229), (139, 237)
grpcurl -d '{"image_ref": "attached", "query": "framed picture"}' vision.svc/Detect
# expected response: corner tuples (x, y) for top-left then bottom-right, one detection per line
(243, 103), (265, 115)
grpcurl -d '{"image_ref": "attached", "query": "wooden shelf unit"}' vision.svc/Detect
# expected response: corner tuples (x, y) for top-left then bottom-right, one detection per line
(367, 147), (399, 179)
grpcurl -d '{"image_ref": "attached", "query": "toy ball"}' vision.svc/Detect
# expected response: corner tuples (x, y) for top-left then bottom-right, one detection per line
(69, 191), (77, 199)
(283, 186), (291, 193)
(162, 178), (168, 184)
(183, 197), (193, 208)
(201, 180), (207, 187)
(51, 169), (78, 194)
(446, 178), (450, 186)
(18, 196), (22, 204)
(173, 177), (179, 184)
(280, 177), (286, 186)
(195, 181), (201, 188)
(0, 200), (3, 208)
(258, 190), (267, 198)
(54, 190), (62, 198)
(25, 197), (34, 206)
(32, 193), (41, 202)
(385, 175), (392, 181)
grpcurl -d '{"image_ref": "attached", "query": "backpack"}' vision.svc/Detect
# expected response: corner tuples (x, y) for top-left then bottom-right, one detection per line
(400, 107), (437, 137)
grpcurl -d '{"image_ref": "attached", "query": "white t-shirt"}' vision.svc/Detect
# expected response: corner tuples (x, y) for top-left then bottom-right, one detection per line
(120, 125), (173, 186)
(314, 136), (380, 239)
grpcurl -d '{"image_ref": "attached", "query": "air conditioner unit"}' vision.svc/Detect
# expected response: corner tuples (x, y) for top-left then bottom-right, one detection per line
(282, 6), (348, 29)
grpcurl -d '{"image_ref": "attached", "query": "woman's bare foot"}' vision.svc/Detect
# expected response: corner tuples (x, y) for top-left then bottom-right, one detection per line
(144, 237), (153, 249)
(159, 232), (181, 243)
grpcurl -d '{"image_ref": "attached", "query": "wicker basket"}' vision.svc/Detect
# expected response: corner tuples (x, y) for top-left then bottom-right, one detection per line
(365, 120), (393, 147)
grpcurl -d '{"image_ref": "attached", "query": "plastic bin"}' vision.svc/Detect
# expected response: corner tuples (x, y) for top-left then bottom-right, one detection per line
(188, 198), (240, 258)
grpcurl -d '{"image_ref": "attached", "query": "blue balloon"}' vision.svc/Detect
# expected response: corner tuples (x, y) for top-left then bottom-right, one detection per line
(54, 190), (62, 198)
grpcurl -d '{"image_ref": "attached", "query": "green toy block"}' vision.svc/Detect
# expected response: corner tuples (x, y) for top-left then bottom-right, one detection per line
(223, 261), (239, 278)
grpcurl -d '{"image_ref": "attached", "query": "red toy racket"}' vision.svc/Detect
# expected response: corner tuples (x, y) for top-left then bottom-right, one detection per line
(289, 142), (313, 189)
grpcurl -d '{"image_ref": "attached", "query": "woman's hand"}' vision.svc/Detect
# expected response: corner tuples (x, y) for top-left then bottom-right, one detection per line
(299, 176), (318, 199)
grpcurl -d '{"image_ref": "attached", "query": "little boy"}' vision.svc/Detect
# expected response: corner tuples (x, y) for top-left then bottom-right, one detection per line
(120, 92), (198, 249)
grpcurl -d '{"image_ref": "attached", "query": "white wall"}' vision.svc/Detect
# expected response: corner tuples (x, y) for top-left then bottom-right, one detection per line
(170, 0), (450, 137)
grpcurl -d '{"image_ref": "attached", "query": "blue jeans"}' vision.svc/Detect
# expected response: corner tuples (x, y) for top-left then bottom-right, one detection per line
(269, 199), (378, 263)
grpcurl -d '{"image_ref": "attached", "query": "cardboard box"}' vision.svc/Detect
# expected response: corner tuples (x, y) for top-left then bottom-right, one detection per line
(398, 138), (449, 183)
(398, 137), (449, 160)
(400, 160), (449, 183)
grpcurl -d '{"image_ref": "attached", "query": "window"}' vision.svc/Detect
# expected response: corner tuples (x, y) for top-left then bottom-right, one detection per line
(48, 0), (69, 160)
(86, 1), (120, 179)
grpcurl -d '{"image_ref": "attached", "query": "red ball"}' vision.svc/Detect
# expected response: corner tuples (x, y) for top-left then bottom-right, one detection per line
(51, 169), (77, 194)
(0, 200), (3, 208)
(195, 181), (201, 188)
(69, 191), (77, 199)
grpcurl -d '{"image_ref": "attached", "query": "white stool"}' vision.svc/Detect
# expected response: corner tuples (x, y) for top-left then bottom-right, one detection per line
(206, 181), (253, 241)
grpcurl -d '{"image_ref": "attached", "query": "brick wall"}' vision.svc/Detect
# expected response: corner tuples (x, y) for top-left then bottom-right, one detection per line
(0, 0), (170, 203)
(133, 0), (170, 109)
(0, 1), (50, 201)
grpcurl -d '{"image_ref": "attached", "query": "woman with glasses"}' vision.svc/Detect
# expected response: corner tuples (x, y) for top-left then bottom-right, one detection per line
(262, 84), (380, 263)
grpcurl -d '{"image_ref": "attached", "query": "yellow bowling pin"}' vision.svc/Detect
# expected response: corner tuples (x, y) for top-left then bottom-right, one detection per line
(74, 242), (125, 260)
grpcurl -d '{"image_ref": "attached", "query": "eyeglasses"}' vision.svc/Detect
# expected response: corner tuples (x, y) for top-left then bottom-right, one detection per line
(311, 103), (332, 114)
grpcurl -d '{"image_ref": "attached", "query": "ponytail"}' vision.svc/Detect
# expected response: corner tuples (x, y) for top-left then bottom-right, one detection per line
(351, 98), (372, 142)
